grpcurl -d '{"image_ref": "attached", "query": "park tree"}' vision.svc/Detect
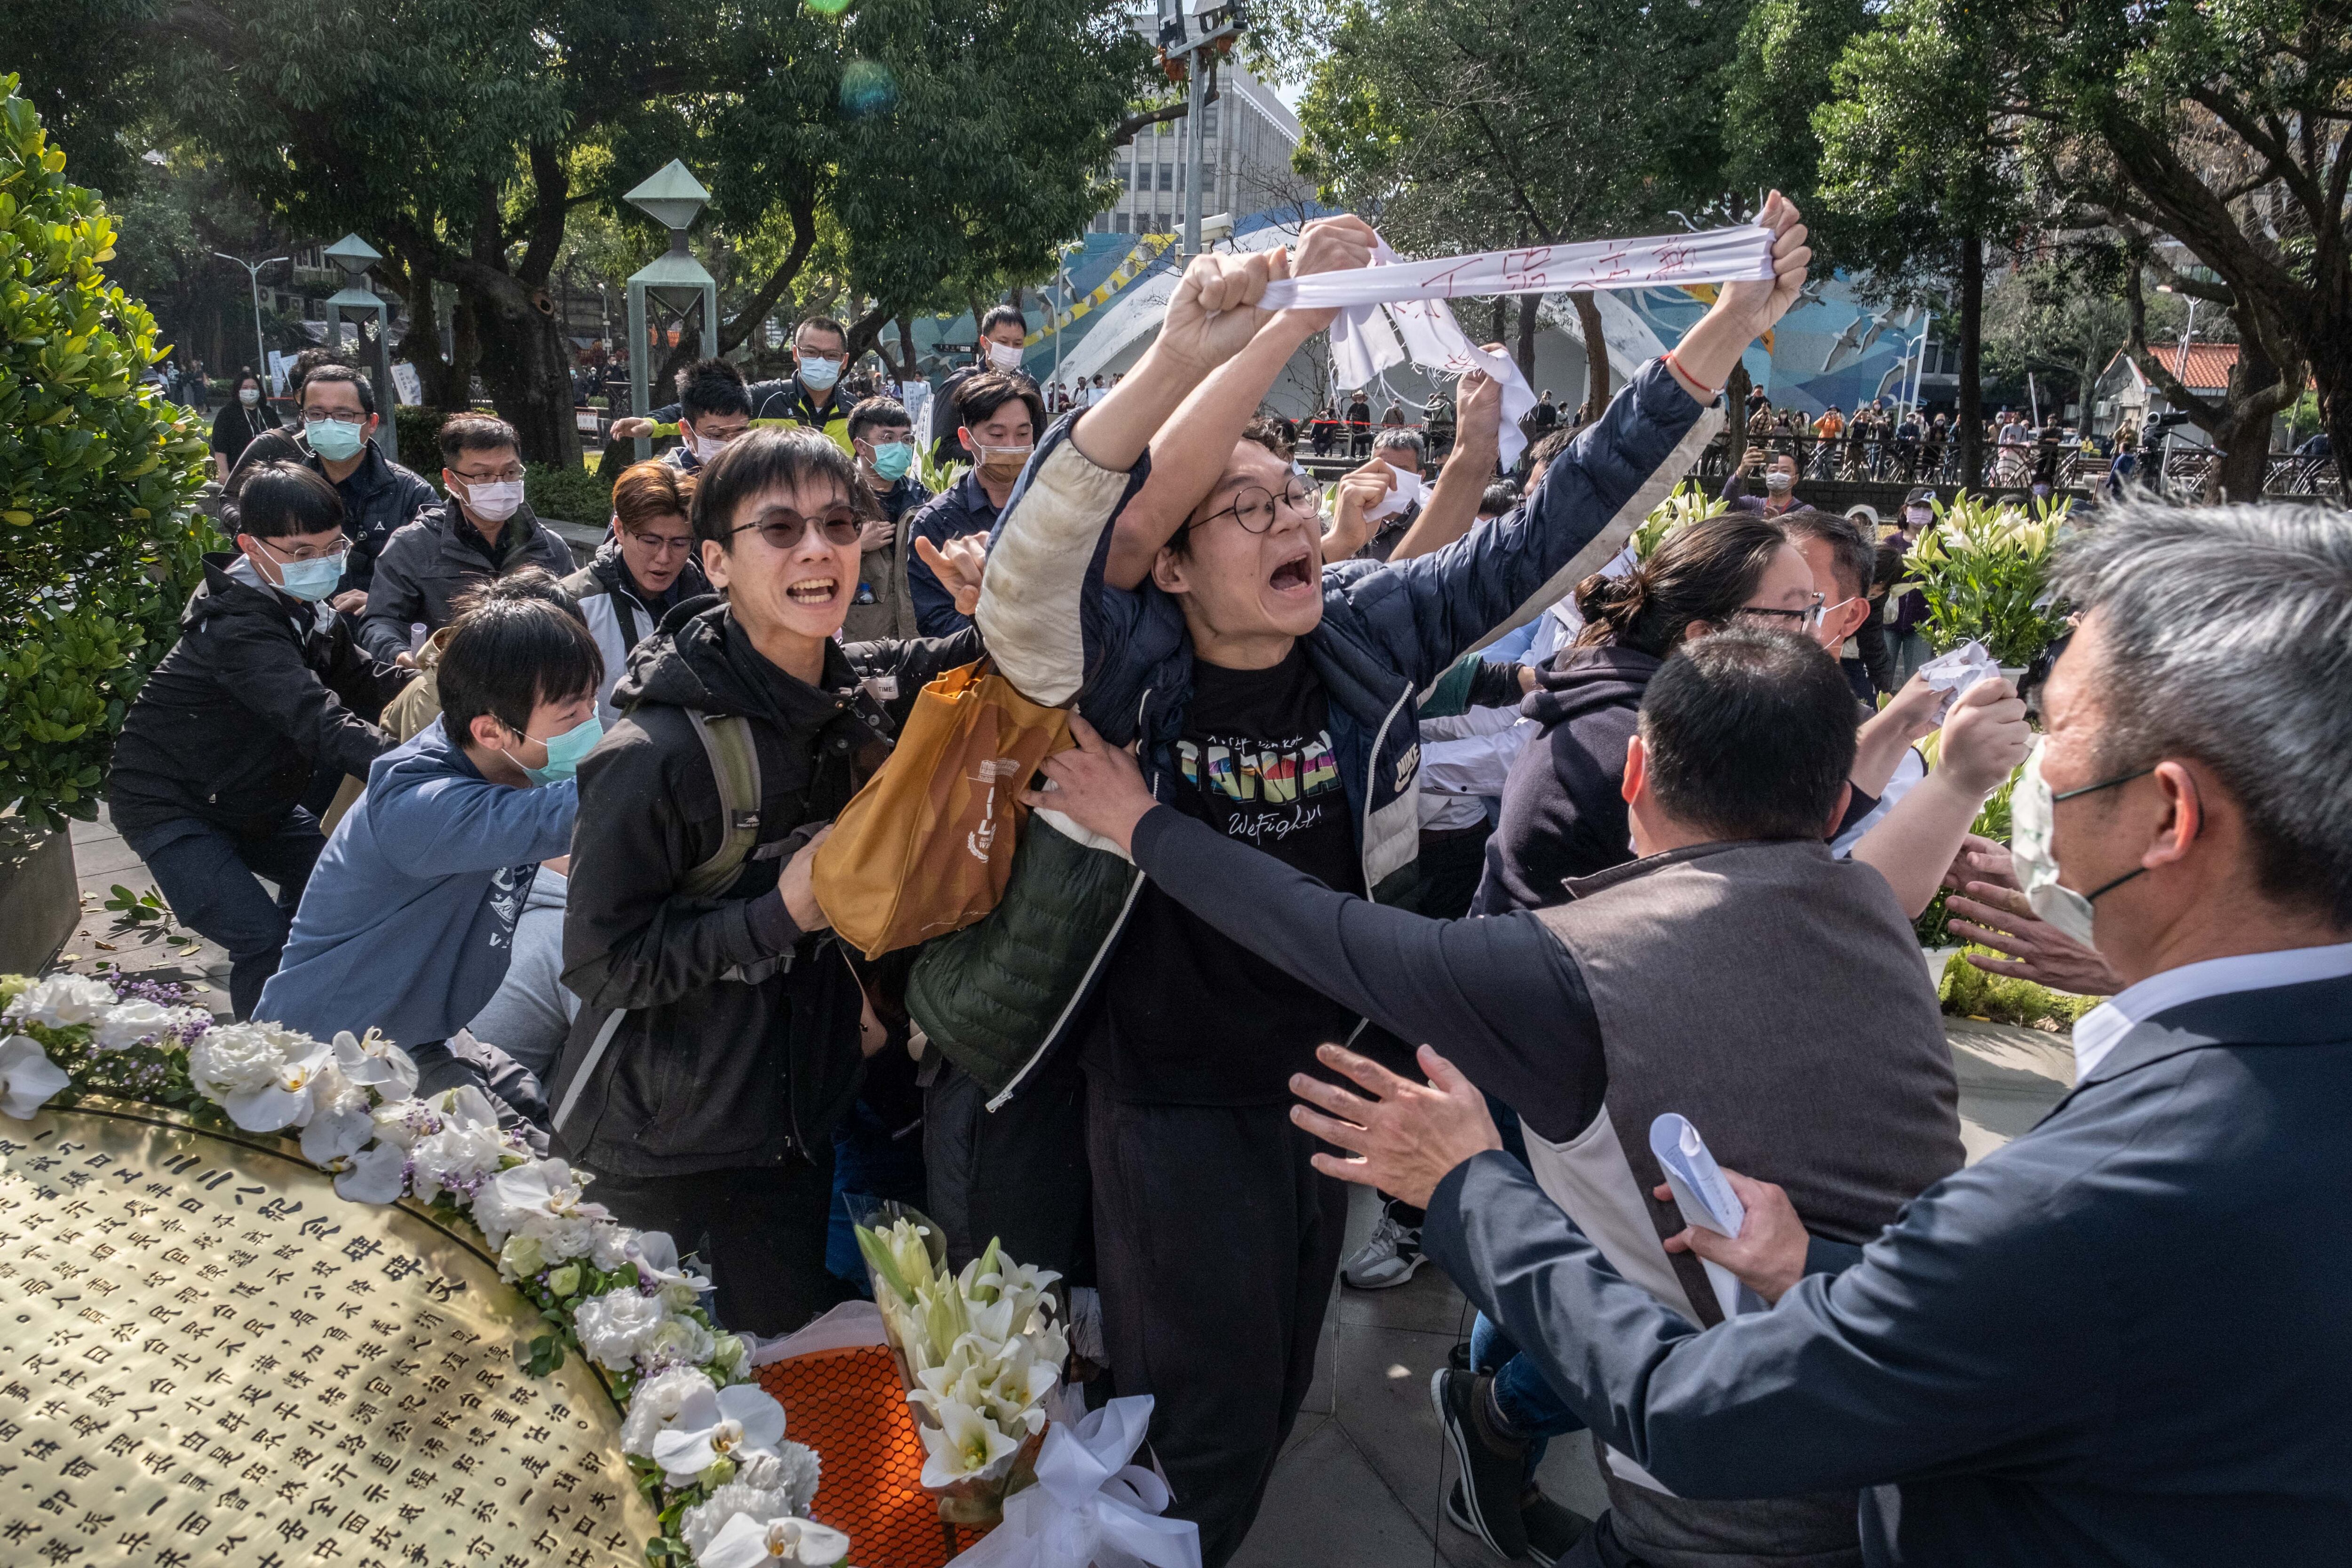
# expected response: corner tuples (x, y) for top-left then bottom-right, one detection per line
(1293, 0), (1746, 414)
(1813, 0), (2349, 499)
(0, 76), (211, 835)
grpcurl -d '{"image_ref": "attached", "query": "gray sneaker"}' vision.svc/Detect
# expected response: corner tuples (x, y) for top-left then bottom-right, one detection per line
(1341, 1210), (1425, 1289)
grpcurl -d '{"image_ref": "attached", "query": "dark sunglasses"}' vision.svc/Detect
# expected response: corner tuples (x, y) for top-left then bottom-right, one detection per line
(731, 507), (863, 551)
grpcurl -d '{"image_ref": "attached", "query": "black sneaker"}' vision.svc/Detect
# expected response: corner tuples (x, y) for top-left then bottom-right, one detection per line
(1431, 1369), (1530, 1559)
(1519, 1491), (1592, 1566)
(1448, 1339), (1473, 1373)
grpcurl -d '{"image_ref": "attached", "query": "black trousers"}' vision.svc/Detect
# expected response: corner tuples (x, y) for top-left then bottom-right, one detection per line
(126, 810), (325, 1019)
(923, 1052), (1094, 1282)
(584, 1158), (858, 1337)
(1089, 1079), (1347, 1568)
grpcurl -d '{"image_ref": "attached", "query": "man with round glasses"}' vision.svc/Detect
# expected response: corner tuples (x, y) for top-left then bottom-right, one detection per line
(107, 462), (416, 1018)
(969, 196), (1816, 1563)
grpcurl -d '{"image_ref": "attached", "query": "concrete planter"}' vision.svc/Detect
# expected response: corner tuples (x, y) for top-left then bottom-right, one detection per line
(0, 823), (78, 975)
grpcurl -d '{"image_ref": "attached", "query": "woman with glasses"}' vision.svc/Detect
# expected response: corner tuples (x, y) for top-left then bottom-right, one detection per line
(546, 427), (990, 1336)
(560, 460), (712, 723)
(104, 463), (416, 1019)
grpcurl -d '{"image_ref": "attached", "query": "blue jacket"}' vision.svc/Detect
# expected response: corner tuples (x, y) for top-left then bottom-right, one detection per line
(967, 358), (1718, 1090)
(259, 718), (576, 1050)
(1424, 972), (2352, 1566)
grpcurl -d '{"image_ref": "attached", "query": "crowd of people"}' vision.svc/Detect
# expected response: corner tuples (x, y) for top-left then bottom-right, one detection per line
(95, 193), (2350, 1568)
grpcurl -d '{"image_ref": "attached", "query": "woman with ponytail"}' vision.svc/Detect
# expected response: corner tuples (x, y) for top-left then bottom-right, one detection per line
(1469, 511), (1820, 915)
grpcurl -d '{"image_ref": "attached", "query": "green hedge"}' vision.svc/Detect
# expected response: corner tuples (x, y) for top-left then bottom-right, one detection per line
(0, 75), (212, 833)
(526, 462), (609, 526)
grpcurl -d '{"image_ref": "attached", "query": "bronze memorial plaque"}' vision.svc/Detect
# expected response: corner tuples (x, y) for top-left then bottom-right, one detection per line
(0, 1098), (661, 1568)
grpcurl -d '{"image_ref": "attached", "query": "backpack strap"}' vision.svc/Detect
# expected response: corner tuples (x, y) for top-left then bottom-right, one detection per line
(681, 711), (763, 899)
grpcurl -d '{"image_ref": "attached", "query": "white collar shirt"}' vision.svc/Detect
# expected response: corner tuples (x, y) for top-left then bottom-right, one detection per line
(2072, 940), (2352, 1082)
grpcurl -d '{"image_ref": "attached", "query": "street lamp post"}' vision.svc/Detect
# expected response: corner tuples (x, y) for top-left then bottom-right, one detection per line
(2154, 284), (2201, 488)
(622, 160), (719, 464)
(1155, 0), (1247, 256)
(214, 251), (290, 387)
(320, 234), (403, 462)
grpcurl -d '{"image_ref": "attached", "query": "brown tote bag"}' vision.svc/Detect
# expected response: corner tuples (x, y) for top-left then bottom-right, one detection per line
(811, 660), (1073, 960)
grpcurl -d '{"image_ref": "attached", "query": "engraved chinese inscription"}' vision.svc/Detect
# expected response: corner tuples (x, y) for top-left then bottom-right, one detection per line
(0, 1100), (660, 1568)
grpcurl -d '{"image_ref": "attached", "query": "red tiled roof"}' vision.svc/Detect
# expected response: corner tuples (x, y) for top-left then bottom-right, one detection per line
(2145, 341), (2237, 392)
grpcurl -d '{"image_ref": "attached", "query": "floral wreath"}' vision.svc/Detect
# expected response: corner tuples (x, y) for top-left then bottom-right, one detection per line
(0, 972), (850, 1568)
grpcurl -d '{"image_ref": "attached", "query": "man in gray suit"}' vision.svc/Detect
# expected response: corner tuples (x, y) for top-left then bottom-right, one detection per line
(1279, 503), (2352, 1566)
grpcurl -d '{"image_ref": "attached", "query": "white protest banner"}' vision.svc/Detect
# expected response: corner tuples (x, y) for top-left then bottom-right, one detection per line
(1266, 225), (1774, 467)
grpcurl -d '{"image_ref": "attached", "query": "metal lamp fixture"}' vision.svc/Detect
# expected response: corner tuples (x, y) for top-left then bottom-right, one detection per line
(623, 160), (720, 461)
(319, 233), (402, 461)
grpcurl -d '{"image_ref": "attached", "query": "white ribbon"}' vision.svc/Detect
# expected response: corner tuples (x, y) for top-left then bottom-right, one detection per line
(951, 1397), (1203, 1568)
(1264, 225), (1775, 468)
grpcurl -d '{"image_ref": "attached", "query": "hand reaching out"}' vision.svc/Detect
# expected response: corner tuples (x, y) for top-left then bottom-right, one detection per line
(1936, 677), (2030, 795)
(1455, 355), (1505, 450)
(1716, 191), (1813, 336)
(1941, 834), (2123, 995)
(1157, 249), (1288, 375)
(778, 823), (834, 934)
(1022, 713), (1158, 855)
(914, 532), (988, 618)
(1321, 461), (1395, 557)
(1275, 215), (1378, 332)
(608, 416), (655, 440)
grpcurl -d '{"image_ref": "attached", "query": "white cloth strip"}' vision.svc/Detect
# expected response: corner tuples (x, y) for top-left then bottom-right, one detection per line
(1258, 225), (1775, 311)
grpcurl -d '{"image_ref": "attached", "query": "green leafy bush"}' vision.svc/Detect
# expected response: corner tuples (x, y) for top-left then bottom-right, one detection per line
(0, 75), (212, 833)
(1913, 767), (2018, 947)
(1897, 491), (2074, 668)
(393, 404), (448, 468)
(1939, 947), (2103, 1032)
(526, 461), (611, 525)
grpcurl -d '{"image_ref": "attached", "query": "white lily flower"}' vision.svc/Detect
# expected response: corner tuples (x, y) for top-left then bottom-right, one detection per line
(651, 1383), (787, 1485)
(330, 1028), (419, 1097)
(4, 974), (118, 1027)
(0, 1035), (72, 1120)
(220, 1039), (333, 1132)
(331, 1139), (409, 1204)
(699, 1512), (850, 1568)
(916, 1396), (1019, 1488)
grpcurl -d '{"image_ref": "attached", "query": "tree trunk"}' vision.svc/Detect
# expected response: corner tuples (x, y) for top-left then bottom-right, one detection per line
(1490, 296), (1507, 343)
(1956, 235), (1984, 490)
(1570, 290), (1609, 416)
(897, 315), (919, 383)
(2200, 330), (2297, 504)
(469, 280), (582, 468)
(1515, 294), (1540, 386)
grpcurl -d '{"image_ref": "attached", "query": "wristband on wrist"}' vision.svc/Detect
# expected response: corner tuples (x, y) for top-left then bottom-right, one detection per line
(1663, 350), (1722, 402)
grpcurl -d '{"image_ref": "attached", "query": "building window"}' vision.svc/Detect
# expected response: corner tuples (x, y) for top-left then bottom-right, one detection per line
(1158, 162), (1174, 191)
(1116, 212), (1131, 233)
(1203, 103), (1219, 138)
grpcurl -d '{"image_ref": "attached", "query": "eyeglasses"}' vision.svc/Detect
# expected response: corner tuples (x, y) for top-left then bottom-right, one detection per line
(257, 535), (349, 565)
(452, 465), (526, 485)
(297, 408), (366, 425)
(731, 507), (863, 551)
(1193, 479), (1323, 535)
(626, 531), (697, 557)
(1733, 593), (1827, 633)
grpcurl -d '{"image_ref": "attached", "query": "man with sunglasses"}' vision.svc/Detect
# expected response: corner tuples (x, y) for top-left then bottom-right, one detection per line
(108, 462), (416, 1018)
(548, 427), (989, 1335)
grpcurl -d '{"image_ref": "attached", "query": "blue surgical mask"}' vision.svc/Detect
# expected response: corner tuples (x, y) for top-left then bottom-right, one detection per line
(305, 418), (367, 462)
(798, 357), (842, 393)
(256, 542), (348, 602)
(507, 714), (604, 786)
(871, 441), (915, 481)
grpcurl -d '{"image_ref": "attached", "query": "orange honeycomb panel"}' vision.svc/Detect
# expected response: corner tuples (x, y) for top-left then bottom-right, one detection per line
(758, 1345), (987, 1566)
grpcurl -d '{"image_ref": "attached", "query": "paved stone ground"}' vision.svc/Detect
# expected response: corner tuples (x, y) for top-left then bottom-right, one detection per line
(43, 816), (2071, 1568)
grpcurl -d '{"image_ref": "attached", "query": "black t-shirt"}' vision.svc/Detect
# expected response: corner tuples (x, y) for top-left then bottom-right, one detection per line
(1086, 645), (1364, 1105)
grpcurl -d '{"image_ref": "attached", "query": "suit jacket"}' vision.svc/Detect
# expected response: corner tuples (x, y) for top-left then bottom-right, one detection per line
(1423, 972), (2352, 1567)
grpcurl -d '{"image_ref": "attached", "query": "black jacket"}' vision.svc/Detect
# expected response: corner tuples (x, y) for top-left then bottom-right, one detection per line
(358, 500), (578, 662)
(904, 472), (1002, 638)
(306, 442), (439, 597)
(107, 554), (414, 838)
(1472, 645), (1659, 915)
(548, 598), (981, 1177)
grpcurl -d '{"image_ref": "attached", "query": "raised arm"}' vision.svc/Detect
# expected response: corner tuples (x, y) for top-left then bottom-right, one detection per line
(1382, 362), (1504, 562)
(1851, 678), (2029, 916)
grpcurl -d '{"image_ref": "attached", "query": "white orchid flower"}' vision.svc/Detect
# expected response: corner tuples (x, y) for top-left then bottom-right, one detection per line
(93, 999), (203, 1051)
(330, 1028), (419, 1097)
(916, 1396), (1019, 1488)
(330, 1139), (409, 1204)
(698, 1512), (850, 1568)
(652, 1384), (787, 1484)
(626, 1229), (714, 1295)
(620, 1367), (719, 1456)
(487, 1157), (605, 1228)
(220, 1039), (333, 1132)
(0, 1035), (71, 1120)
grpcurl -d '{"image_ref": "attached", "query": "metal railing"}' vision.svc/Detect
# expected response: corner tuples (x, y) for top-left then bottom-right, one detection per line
(1694, 433), (2343, 501)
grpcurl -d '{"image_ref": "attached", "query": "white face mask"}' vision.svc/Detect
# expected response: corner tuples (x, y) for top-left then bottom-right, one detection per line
(987, 341), (1025, 373)
(239, 387), (261, 406)
(2009, 742), (2150, 947)
(459, 478), (526, 524)
(690, 430), (736, 463)
(1904, 505), (1932, 527)
(1764, 470), (1794, 493)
